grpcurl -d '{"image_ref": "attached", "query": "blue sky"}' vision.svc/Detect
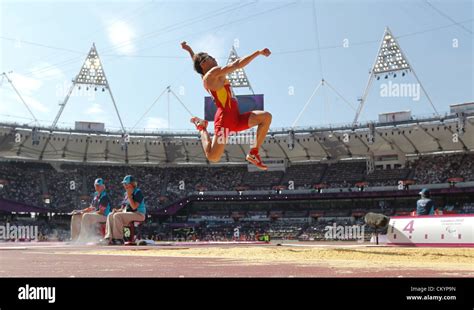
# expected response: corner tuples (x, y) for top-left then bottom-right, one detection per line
(0, 0), (472, 132)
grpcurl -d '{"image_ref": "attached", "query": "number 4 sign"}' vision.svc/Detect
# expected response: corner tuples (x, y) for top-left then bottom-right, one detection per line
(403, 220), (415, 234)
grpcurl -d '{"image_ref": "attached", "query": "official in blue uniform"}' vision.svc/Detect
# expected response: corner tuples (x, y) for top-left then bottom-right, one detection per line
(71, 178), (111, 242)
(104, 175), (146, 245)
(416, 188), (435, 216)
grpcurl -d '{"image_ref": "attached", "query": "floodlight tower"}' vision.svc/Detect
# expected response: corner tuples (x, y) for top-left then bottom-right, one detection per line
(51, 43), (125, 132)
(225, 45), (255, 95)
(39, 43), (126, 161)
(352, 27), (439, 125)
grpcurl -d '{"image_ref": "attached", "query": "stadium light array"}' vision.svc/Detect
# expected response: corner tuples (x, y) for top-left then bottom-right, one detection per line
(75, 45), (108, 87)
(373, 32), (410, 75)
(50, 43), (126, 134)
(353, 27), (439, 125)
(225, 46), (254, 93)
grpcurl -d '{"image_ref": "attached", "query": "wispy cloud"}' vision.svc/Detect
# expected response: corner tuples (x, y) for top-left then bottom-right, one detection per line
(3, 73), (49, 113)
(21, 94), (49, 113)
(145, 117), (168, 130)
(9, 72), (41, 92)
(105, 20), (136, 55)
(0, 92), (48, 126)
(193, 34), (228, 61)
(80, 103), (113, 125)
(76, 103), (115, 126)
(30, 62), (65, 81)
(86, 103), (105, 115)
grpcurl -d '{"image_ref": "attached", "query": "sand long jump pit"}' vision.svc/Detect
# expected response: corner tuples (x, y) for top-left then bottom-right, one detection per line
(1, 241), (472, 277)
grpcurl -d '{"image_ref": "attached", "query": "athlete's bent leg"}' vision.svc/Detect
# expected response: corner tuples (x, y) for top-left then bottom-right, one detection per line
(191, 116), (226, 163)
(245, 111), (272, 170)
(248, 111), (272, 151)
(200, 131), (226, 163)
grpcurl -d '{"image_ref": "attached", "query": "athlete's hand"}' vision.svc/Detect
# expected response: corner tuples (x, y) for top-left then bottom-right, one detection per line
(181, 41), (191, 51)
(259, 48), (271, 57)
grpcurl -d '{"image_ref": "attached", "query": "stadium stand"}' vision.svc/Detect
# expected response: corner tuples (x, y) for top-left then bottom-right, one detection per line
(1, 153), (473, 212)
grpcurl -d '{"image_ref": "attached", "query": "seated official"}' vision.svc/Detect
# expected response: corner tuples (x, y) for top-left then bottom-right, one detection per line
(70, 178), (111, 242)
(103, 175), (146, 245)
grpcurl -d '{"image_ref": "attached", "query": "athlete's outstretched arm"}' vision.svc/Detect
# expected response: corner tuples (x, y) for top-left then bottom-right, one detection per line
(181, 41), (195, 60)
(215, 48), (271, 77)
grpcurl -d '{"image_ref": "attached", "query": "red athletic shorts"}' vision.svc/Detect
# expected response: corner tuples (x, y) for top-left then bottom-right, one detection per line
(214, 98), (251, 138)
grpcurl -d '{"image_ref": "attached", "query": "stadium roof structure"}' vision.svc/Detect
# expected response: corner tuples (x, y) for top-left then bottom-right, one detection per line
(0, 110), (472, 165)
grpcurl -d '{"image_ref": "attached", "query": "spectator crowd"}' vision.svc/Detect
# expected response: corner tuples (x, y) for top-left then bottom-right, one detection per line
(0, 153), (473, 212)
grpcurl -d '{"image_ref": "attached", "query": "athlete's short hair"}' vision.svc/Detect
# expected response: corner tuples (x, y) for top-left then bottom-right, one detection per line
(193, 52), (207, 75)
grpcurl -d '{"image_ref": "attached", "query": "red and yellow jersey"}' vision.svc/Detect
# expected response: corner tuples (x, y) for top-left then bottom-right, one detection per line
(205, 79), (251, 136)
(206, 80), (234, 110)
